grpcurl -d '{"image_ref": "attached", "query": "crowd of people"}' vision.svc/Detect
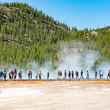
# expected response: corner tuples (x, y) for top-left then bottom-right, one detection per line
(0, 69), (110, 80)
(57, 70), (106, 80)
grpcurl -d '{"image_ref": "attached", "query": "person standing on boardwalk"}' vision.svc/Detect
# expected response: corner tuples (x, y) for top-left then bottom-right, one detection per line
(47, 72), (50, 80)
(86, 70), (89, 80)
(9, 71), (12, 80)
(68, 70), (71, 80)
(99, 70), (103, 80)
(0, 70), (3, 80)
(14, 68), (17, 80)
(72, 70), (74, 80)
(35, 73), (38, 80)
(95, 71), (98, 80)
(28, 70), (32, 80)
(80, 70), (84, 80)
(107, 70), (110, 80)
(39, 71), (42, 80)
(11, 70), (14, 80)
(75, 71), (79, 80)
(18, 71), (22, 80)
(64, 70), (67, 80)
(3, 69), (7, 80)
(58, 71), (62, 80)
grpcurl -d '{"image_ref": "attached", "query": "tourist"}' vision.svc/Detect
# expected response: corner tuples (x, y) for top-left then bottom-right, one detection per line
(80, 70), (84, 80)
(75, 71), (79, 80)
(107, 70), (110, 80)
(47, 72), (50, 80)
(0, 70), (3, 80)
(9, 72), (12, 80)
(95, 71), (98, 80)
(99, 70), (103, 80)
(18, 71), (22, 80)
(39, 71), (42, 80)
(28, 70), (32, 80)
(3, 69), (7, 80)
(64, 70), (67, 79)
(14, 68), (17, 80)
(86, 70), (89, 80)
(68, 70), (71, 80)
(11, 70), (14, 80)
(58, 71), (62, 80)
(35, 73), (38, 80)
(72, 70), (74, 80)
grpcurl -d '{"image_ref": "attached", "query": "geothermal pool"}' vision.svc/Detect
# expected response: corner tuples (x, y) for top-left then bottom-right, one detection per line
(0, 81), (110, 110)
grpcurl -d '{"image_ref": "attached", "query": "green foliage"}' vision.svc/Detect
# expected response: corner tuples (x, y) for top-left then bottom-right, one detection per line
(0, 2), (110, 67)
(0, 2), (72, 67)
(75, 27), (110, 61)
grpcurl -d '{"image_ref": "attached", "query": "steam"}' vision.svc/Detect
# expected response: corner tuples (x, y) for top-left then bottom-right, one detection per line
(57, 41), (100, 79)
(0, 41), (110, 80)
(37, 41), (109, 79)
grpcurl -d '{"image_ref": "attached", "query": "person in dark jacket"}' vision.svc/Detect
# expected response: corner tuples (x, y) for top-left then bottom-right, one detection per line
(75, 71), (79, 80)
(47, 72), (50, 80)
(10, 70), (14, 80)
(58, 71), (62, 80)
(107, 70), (110, 80)
(3, 69), (7, 80)
(99, 70), (103, 80)
(14, 69), (17, 80)
(9, 72), (12, 80)
(0, 71), (3, 80)
(35, 73), (38, 80)
(95, 71), (98, 80)
(72, 70), (74, 80)
(28, 70), (32, 80)
(18, 71), (22, 80)
(68, 70), (71, 80)
(80, 70), (84, 80)
(39, 71), (42, 80)
(64, 70), (67, 80)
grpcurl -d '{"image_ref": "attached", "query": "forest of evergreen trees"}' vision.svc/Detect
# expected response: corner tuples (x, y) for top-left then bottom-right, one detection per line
(0, 2), (110, 67)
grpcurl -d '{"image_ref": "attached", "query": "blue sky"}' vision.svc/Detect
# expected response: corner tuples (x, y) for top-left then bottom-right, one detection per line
(0, 0), (110, 29)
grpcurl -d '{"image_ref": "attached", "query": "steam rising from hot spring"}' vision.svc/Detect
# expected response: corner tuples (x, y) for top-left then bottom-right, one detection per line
(7, 41), (110, 79)
(57, 41), (100, 78)
(37, 41), (109, 79)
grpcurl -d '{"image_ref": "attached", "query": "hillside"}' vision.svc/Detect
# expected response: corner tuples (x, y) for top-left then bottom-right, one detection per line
(0, 3), (72, 67)
(0, 2), (110, 68)
(75, 27), (110, 63)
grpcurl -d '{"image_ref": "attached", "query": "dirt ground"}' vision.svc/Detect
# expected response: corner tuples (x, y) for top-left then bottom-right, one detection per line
(0, 80), (110, 110)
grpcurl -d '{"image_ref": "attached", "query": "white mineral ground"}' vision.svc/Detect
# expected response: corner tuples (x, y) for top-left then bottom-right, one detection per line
(0, 81), (110, 110)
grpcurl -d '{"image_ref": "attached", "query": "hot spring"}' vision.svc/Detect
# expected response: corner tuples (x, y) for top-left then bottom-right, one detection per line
(0, 41), (110, 80)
